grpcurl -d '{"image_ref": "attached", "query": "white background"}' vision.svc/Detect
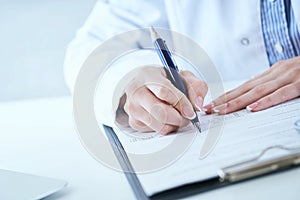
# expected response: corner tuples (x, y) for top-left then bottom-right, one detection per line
(0, 0), (96, 101)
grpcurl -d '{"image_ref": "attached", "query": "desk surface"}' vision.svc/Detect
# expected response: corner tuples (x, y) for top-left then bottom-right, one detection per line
(0, 97), (299, 200)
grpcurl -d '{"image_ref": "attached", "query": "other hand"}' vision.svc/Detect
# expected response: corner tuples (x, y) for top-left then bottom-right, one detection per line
(204, 57), (300, 114)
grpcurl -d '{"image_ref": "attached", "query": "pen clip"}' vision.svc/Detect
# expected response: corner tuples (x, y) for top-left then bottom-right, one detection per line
(218, 145), (300, 182)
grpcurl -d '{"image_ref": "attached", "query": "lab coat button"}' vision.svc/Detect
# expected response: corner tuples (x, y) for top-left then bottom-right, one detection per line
(241, 38), (250, 46)
(275, 42), (283, 53)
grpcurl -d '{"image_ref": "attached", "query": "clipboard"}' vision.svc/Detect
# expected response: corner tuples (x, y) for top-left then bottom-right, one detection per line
(103, 125), (300, 200)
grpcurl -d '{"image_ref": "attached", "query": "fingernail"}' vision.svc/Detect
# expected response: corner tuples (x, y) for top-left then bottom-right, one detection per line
(246, 102), (258, 111)
(213, 103), (227, 114)
(213, 108), (220, 113)
(203, 103), (213, 110)
(203, 103), (213, 113)
(182, 105), (196, 119)
(195, 96), (203, 110)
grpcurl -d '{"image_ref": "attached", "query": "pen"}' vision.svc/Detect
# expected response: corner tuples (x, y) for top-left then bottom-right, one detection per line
(150, 27), (202, 133)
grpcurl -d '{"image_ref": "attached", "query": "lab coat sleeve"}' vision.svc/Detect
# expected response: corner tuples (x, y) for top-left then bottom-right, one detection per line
(64, 0), (168, 127)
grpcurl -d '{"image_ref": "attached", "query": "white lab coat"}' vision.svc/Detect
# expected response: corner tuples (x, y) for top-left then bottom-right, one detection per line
(64, 0), (300, 127)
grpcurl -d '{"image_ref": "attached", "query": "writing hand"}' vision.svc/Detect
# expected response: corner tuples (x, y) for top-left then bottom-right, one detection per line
(123, 66), (207, 134)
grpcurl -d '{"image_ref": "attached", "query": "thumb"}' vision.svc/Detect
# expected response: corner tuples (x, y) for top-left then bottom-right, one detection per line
(180, 71), (208, 111)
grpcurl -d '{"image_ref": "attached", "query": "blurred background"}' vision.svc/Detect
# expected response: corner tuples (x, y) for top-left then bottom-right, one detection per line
(0, 0), (96, 101)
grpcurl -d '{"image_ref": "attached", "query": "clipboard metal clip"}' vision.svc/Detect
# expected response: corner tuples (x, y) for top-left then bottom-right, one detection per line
(218, 145), (300, 183)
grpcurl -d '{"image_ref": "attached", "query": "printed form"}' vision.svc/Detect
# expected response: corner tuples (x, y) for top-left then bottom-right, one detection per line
(114, 97), (300, 196)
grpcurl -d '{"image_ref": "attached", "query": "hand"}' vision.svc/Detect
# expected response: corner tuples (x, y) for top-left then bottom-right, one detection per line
(204, 57), (300, 114)
(123, 66), (207, 134)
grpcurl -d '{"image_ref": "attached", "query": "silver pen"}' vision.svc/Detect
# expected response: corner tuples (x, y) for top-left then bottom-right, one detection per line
(150, 27), (202, 133)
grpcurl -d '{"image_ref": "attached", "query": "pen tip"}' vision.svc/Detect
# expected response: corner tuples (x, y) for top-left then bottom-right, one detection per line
(194, 122), (202, 133)
(149, 26), (155, 32)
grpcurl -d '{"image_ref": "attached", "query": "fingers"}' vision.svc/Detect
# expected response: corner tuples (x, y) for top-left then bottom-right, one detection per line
(204, 58), (300, 114)
(212, 66), (279, 106)
(124, 85), (189, 134)
(247, 81), (300, 112)
(145, 78), (196, 120)
(204, 63), (285, 113)
(212, 79), (285, 114)
(180, 71), (208, 111)
(128, 118), (153, 133)
(139, 88), (186, 126)
(124, 88), (189, 134)
(128, 110), (180, 135)
(123, 66), (205, 134)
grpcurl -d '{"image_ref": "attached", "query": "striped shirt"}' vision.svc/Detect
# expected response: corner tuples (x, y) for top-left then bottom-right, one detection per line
(261, 0), (300, 66)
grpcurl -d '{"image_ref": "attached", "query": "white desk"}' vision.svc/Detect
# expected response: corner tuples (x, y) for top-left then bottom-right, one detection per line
(0, 97), (299, 200)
